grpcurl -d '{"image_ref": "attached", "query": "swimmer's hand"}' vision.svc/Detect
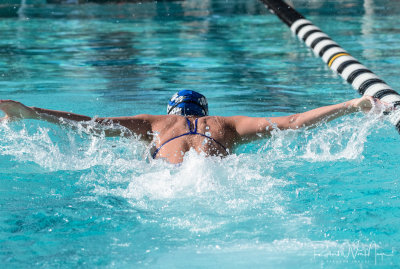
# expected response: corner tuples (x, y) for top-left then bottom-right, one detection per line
(350, 95), (393, 113)
(0, 100), (37, 122)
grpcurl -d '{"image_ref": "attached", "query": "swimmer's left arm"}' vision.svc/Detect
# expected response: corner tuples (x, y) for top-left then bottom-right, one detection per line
(227, 115), (274, 142)
(269, 96), (380, 131)
(229, 96), (381, 142)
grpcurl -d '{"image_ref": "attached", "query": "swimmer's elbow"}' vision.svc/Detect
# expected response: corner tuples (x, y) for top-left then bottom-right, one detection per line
(283, 114), (307, 130)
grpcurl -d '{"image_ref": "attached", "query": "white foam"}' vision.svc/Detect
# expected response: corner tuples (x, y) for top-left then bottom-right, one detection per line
(0, 120), (146, 171)
(0, 114), (393, 229)
(302, 113), (386, 161)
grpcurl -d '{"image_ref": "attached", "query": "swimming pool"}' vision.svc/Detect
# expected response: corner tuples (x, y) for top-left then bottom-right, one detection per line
(1, 0), (400, 267)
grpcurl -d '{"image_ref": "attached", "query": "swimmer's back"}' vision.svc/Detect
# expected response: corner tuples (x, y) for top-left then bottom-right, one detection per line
(150, 115), (238, 163)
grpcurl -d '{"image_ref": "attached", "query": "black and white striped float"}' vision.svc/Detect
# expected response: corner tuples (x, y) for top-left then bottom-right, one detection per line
(259, 0), (400, 131)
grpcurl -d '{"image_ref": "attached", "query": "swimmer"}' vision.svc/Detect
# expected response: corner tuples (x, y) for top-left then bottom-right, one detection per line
(0, 90), (389, 164)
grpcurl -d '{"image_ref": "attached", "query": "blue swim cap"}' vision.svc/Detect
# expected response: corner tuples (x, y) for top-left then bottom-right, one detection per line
(167, 90), (209, 116)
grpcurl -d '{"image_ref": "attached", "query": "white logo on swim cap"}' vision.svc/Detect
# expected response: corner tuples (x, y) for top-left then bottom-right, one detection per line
(169, 107), (182, 115)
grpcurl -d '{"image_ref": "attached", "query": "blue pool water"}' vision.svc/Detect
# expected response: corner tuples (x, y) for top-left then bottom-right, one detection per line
(1, 0), (400, 267)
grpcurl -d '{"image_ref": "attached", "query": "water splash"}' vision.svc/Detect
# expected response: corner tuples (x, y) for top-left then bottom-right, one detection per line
(0, 120), (146, 171)
(258, 111), (389, 162)
(0, 114), (394, 235)
(1, 113), (398, 267)
(302, 113), (382, 161)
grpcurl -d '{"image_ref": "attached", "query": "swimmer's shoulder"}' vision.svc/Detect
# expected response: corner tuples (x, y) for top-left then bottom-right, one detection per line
(134, 114), (178, 122)
(198, 115), (238, 129)
(146, 114), (188, 128)
(205, 115), (249, 124)
(146, 115), (240, 127)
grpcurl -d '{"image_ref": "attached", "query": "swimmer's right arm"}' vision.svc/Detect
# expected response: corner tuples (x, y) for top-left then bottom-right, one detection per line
(0, 100), (154, 140)
(0, 99), (94, 120)
(0, 100), (81, 122)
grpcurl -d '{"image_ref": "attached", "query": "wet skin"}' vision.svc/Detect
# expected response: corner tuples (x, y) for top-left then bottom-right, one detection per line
(0, 96), (382, 164)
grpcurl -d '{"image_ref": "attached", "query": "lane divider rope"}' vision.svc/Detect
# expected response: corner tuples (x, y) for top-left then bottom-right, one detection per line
(259, 0), (400, 132)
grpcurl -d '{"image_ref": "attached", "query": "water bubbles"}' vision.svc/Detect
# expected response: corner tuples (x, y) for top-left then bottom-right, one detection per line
(301, 113), (385, 161)
(257, 112), (389, 163)
(387, 109), (400, 126)
(1, 111), (398, 269)
(0, 120), (146, 171)
(0, 113), (394, 239)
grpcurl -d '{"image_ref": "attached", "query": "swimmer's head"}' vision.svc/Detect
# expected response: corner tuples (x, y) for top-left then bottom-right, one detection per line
(167, 90), (208, 116)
